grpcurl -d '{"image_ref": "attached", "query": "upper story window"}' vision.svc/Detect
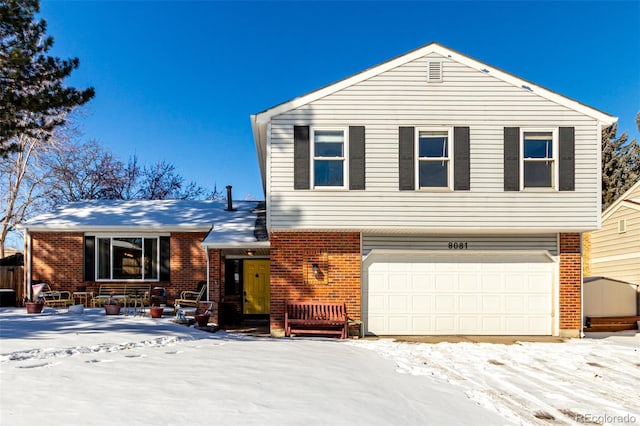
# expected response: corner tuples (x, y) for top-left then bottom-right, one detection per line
(522, 130), (556, 189)
(312, 128), (347, 188)
(417, 129), (452, 189)
(96, 237), (159, 281)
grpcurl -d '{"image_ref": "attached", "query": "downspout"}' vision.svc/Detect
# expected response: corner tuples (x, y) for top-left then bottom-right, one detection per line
(205, 246), (210, 302)
(25, 229), (32, 302)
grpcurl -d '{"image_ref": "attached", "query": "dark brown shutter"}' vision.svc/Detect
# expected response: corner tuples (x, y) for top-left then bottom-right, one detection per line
(83, 236), (95, 281)
(453, 127), (470, 190)
(349, 126), (366, 190)
(504, 127), (520, 191)
(160, 236), (170, 282)
(558, 127), (575, 191)
(399, 127), (415, 190)
(293, 126), (310, 190)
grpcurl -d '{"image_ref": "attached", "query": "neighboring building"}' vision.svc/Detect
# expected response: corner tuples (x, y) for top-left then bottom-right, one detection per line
(588, 180), (640, 285)
(19, 198), (269, 324)
(583, 277), (638, 319)
(251, 42), (616, 337)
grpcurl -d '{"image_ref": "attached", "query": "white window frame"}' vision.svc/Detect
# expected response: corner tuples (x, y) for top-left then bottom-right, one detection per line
(520, 128), (558, 191)
(310, 127), (348, 189)
(415, 127), (453, 190)
(95, 236), (161, 282)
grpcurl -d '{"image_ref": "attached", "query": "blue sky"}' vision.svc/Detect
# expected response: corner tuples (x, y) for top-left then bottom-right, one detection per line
(40, 0), (640, 200)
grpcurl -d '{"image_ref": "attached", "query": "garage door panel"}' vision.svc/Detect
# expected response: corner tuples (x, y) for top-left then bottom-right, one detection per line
(367, 256), (553, 335)
(388, 273), (409, 291)
(459, 274), (480, 291)
(411, 274), (431, 291)
(481, 275), (504, 291)
(411, 295), (430, 312)
(459, 295), (479, 312)
(435, 275), (456, 291)
(434, 294), (456, 312)
(505, 295), (527, 313)
(368, 294), (386, 313)
(388, 295), (408, 312)
(368, 273), (387, 292)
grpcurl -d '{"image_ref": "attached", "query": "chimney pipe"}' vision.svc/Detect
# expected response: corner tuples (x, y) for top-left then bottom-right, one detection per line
(225, 185), (236, 211)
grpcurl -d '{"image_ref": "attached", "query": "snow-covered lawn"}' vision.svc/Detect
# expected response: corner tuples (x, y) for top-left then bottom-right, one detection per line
(0, 307), (638, 426)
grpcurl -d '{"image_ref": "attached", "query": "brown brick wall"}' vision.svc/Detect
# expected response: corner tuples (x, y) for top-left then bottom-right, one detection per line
(559, 232), (582, 333)
(30, 232), (85, 293)
(207, 248), (223, 323)
(29, 232), (208, 304)
(269, 231), (361, 335)
(167, 232), (208, 301)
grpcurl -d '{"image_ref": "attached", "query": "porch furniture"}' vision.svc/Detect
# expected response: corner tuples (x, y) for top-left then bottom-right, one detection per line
(174, 283), (206, 309)
(92, 283), (150, 310)
(284, 301), (348, 339)
(72, 291), (93, 306)
(42, 284), (74, 308)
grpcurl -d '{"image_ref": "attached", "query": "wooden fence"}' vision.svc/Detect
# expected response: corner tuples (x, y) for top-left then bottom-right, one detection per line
(0, 266), (24, 305)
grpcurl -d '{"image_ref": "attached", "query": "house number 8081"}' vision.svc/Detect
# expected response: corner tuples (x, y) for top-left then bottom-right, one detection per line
(448, 242), (468, 249)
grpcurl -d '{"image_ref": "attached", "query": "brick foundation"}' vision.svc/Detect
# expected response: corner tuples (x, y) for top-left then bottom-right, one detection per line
(559, 232), (582, 336)
(269, 231), (361, 336)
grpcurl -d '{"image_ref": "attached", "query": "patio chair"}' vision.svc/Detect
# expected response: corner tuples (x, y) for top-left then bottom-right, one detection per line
(174, 282), (206, 309)
(42, 284), (74, 308)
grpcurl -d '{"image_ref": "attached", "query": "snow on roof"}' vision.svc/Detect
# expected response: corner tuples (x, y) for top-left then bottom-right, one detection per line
(202, 201), (268, 248)
(20, 200), (267, 245)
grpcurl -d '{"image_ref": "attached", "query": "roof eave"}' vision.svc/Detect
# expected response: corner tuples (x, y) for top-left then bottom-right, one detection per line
(19, 225), (214, 233)
(201, 241), (270, 249)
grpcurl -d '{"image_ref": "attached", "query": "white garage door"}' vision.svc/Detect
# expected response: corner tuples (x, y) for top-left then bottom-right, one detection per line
(366, 253), (554, 335)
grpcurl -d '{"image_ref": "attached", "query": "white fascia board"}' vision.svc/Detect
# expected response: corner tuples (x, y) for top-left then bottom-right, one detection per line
(602, 180), (640, 221)
(251, 114), (267, 193)
(19, 225), (213, 233)
(201, 241), (270, 249)
(272, 226), (597, 234)
(253, 42), (617, 127)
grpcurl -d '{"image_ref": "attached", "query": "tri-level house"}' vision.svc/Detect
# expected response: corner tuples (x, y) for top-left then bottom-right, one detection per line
(251, 42), (616, 337)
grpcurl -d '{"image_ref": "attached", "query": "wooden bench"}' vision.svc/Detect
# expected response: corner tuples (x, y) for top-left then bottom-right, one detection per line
(584, 316), (640, 332)
(284, 301), (348, 339)
(92, 283), (150, 308)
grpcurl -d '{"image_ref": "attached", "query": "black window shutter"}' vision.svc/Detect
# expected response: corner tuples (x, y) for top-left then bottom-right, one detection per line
(293, 126), (310, 190)
(349, 126), (366, 190)
(83, 236), (95, 281)
(453, 127), (470, 190)
(160, 236), (170, 282)
(558, 127), (575, 191)
(504, 127), (520, 191)
(399, 127), (415, 190)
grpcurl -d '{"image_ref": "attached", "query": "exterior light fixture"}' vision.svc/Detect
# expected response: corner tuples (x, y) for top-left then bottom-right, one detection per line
(246, 250), (255, 256)
(312, 263), (320, 277)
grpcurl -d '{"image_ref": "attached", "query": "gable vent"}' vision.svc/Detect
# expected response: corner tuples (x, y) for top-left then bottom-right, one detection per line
(427, 60), (443, 82)
(618, 219), (627, 233)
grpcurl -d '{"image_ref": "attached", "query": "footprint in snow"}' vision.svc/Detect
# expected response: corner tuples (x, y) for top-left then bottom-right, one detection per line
(18, 362), (53, 369)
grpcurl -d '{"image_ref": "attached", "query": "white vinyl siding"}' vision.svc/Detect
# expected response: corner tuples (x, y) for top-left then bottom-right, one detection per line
(268, 53), (601, 231)
(590, 200), (640, 284)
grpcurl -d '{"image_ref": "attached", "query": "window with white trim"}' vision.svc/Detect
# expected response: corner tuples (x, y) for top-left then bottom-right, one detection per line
(417, 129), (451, 189)
(96, 237), (159, 281)
(312, 128), (347, 188)
(522, 130), (556, 189)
